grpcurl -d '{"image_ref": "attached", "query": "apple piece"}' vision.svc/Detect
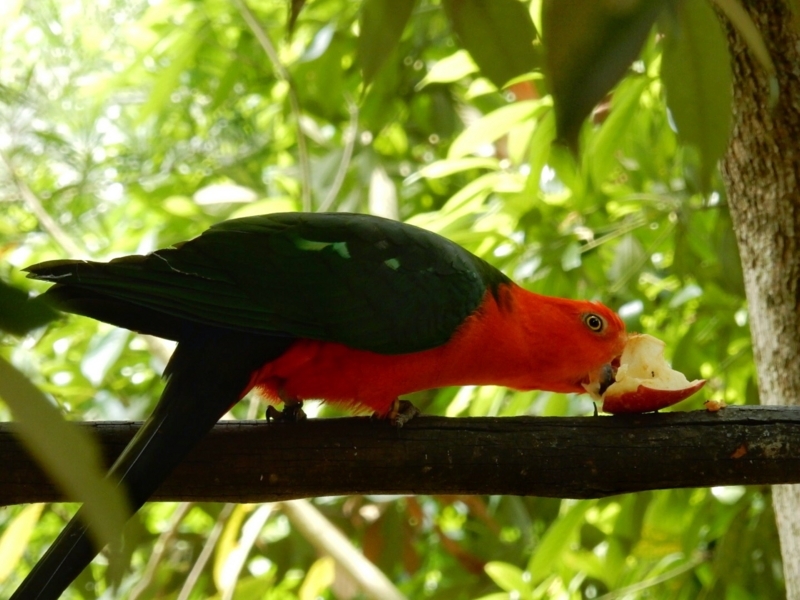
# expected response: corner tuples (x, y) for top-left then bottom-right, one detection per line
(601, 379), (706, 414)
(584, 333), (706, 414)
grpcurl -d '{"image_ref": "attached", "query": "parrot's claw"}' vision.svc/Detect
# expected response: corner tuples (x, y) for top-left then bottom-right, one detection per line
(267, 393), (306, 423)
(387, 399), (420, 427)
(266, 403), (307, 422)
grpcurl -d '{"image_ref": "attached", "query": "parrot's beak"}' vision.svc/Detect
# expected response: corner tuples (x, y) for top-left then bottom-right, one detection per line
(582, 356), (620, 399)
(596, 362), (617, 396)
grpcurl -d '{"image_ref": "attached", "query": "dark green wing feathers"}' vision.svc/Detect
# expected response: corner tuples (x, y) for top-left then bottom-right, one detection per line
(16, 213), (512, 600)
(27, 213), (510, 354)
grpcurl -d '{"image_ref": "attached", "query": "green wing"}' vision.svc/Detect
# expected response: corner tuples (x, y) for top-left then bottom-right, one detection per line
(27, 213), (510, 354)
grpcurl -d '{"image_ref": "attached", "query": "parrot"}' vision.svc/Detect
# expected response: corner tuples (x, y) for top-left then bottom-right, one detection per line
(13, 211), (626, 599)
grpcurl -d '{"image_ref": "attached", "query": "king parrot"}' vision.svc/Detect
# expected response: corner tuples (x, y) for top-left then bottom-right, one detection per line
(13, 212), (626, 599)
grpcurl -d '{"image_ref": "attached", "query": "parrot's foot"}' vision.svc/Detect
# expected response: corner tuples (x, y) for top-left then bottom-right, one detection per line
(266, 403), (307, 422)
(387, 399), (420, 427)
(267, 394), (306, 423)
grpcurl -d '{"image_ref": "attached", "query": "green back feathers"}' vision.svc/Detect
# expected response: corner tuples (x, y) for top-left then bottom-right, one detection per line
(27, 213), (511, 354)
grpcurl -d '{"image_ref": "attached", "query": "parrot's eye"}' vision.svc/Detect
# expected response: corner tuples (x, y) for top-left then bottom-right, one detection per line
(583, 313), (606, 333)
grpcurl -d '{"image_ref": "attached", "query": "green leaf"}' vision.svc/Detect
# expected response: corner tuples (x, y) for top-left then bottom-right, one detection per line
(608, 233), (646, 287)
(298, 556), (335, 600)
(528, 500), (592, 584)
(357, 0), (417, 87)
(0, 279), (59, 336)
(448, 100), (544, 159)
(661, 0), (733, 187)
(416, 49), (478, 89)
(711, 0), (776, 83)
(561, 241), (582, 271)
(672, 323), (709, 380)
(416, 157), (500, 180)
(0, 504), (44, 582)
(206, 574), (276, 600)
(210, 53), (241, 111)
(523, 107), (556, 197)
(81, 327), (130, 387)
(139, 21), (207, 121)
(0, 357), (129, 552)
(288, 0), (307, 35)
(714, 210), (745, 296)
(543, 0), (670, 151)
(485, 561), (533, 598)
(586, 75), (650, 187)
(442, 0), (540, 89)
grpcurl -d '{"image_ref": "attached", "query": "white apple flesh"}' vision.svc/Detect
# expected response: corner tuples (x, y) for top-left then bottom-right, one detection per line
(584, 333), (706, 414)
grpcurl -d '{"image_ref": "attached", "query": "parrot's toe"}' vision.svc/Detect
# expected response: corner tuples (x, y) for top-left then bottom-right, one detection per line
(267, 394), (306, 422)
(386, 399), (420, 427)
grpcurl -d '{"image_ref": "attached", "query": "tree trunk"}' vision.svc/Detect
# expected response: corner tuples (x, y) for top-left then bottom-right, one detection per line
(718, 0), (800, 596)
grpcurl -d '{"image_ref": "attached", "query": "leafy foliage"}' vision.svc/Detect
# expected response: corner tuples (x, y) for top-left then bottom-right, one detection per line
(543, 0), (672, 150)
(0, 0), (781, 599)
(0, 279), (58, 336)
(661, 0), (733, 187)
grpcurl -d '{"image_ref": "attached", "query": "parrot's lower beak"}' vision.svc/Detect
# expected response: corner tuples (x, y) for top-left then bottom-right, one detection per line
(582, 357), (620, 399)
(596, 362), (617, 396)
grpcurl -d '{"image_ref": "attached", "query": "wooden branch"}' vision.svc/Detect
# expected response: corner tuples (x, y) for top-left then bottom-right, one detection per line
(2, 406), (800, 506)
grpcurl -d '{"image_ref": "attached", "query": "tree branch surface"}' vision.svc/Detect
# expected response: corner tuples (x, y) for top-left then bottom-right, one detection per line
(2, 406), (799, 506)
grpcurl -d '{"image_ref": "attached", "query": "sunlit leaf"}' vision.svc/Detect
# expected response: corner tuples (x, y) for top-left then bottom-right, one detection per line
(229, 198), (300, 219)
(214, 505), (249, 590)
(416, 49), (478, 89)
(442, 0), (540, 89)
(485, 561), (533, 598)
(139, 21), (207, 121)
(81, 327), (130, 387)
(416, 157), (500, 180)
(448, 100), (545, 159)
(0, 358), (129, 552)
(0, 504), (44, 582)
(215, 504), (275, 596)
(299, 556), (335, 600)
(474, 593), (511, 600)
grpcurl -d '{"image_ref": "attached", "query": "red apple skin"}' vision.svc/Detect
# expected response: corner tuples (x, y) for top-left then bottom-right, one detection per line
(602, 380), (707, 414)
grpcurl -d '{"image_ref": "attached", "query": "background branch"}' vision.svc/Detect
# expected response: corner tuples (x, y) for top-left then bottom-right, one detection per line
(0, 150), (85, 257)
(2, 407), (799, 506)
(317, 97), (359, 213)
